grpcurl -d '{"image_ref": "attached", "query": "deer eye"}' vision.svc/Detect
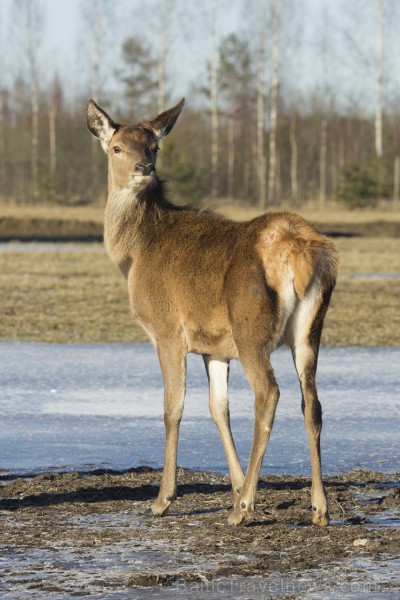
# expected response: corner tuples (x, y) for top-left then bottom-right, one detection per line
(113, 146), (122, 154)
(152, 145), (159, 153)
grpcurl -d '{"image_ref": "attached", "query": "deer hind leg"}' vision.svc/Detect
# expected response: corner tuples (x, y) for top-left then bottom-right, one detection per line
(203, 356), (244, 506)
(146, 343), (186, 517)
(228, 352), (280, 526)
(290, 288), (333, 526)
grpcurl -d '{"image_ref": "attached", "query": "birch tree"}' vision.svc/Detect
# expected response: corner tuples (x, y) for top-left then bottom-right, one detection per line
(49, 76), (62, 178)
(0, 5), (5, 192)
(317, 6), (330, 207)
(219, 34), (252, 199)
(257, 0), (267, 208)
(91, 0), (101, 192)
(209, 0), (219, 198)
(156, 0), (177, 114)
(17, 0), (42, 201)
(267, 0), (280, 205)
(289, 111), (298, 202)
(375, 0), (384, 159)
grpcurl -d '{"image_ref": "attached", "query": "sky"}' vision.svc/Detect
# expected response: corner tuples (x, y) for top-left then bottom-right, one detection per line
(0, 0), (328, 87)
(0, 0), (397, 115)
(0, 0), (242, 97)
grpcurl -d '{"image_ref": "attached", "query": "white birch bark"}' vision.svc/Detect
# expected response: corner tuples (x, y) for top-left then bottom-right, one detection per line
(227, 100), (235, 199)
(0, 90), (5, 190)
(26, 4), (39, 201)
(289, 112), (298, 203)
(267, 0), (280, 205)
(394, 155), (399, 207)
(157, 0), (174, 114)
(375, 0), (384, 159)
(91, 0), (100, 192)
(319, 118), (327, 208)
(318, 6), (329, 207)
(49, 82), (59, 177)
(209, 0), (219, 198)
(257, 0), (267, 208)
(91, 0), (100, 102)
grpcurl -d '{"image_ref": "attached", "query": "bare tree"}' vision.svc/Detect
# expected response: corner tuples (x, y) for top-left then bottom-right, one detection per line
(219, 34), (254, 200)
(49, 75), (62, 177)
(317, 5), (331, 208)
(17, 0), (42, 201)
(209, 0), (219, 198)
(289, 111), (298, 202)
(156, 0), (177, 114)
(267, 0), (280, 205)
(319, 117), (328, 207)
(257, 0), (267, 208)
(91, 0), (101, 192)
(0, 5), (6, 192)
(0, 89), (5, 191)
(91, 0), (100, 102)
(375, 0), (384, 158)
(394, 155), (400, 207)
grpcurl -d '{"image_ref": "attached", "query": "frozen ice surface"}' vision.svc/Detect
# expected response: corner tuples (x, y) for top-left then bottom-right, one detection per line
(0, 342), (399, 476)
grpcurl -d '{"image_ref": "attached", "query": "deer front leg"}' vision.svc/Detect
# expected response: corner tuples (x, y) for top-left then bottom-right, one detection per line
(146, 344), (186, 517)
(203, 356), (244, 507)
(228, 360), (280, 526)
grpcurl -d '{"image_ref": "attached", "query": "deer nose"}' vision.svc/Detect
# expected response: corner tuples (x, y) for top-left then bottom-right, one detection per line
(135, 162), (155, 175)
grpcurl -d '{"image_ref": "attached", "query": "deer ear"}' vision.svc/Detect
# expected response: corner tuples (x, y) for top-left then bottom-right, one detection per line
(149, 98), (185, 139)
(86, 99), (119, 153)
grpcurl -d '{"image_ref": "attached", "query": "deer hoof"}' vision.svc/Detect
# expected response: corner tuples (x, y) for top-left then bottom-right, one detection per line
(227, 504), (253, 526)
(145, 500), (170, 517)
(312, 506), (330, 527)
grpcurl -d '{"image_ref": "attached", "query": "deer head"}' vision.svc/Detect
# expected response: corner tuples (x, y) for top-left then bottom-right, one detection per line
(86, 98), (185, 191)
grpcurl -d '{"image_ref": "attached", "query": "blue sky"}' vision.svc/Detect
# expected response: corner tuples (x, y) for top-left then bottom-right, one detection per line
(0, 0), (398, 114)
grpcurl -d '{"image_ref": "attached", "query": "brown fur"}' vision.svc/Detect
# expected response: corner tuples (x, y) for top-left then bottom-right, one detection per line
(86, 98), (338, 527)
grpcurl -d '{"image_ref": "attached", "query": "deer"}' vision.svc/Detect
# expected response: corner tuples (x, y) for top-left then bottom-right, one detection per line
(86, 97), (338, 527)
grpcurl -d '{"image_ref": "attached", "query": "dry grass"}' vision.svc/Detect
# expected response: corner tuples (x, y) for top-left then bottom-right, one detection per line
(0, 245), (146, 343)
(1, 236), (399, 346)
(1, 201), (400, 240)
(214, 200), (400, 224)
(0, 203), (105, 223)
(2, 201), (400, 224)
(1, 202), (399, 345)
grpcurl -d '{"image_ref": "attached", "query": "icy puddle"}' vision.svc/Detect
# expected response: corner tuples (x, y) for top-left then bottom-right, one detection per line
(0, 343), (399, 598)
(0, 343), (399, 477)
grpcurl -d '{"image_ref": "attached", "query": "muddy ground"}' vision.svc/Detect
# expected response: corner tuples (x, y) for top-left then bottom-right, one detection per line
(0, 467), (399, 597)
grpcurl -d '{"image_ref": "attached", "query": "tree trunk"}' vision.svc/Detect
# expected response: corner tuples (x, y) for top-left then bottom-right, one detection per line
(394, 155), (400, 208)
(49, 92), (57, 176)
(157, 0), (172, 114)
(319, 117), (328, 207)
(227, 94), (236, 199)
(290, 111), (298, 203)
(267, 0), (280, 206)
(0, 90), (5, 192)
(209, 0), (218, 198)
(26, 5), (39, 201)
(375, 0), (384, 159)
(257, 0), (267, 208)
(91, 0), (100, 196)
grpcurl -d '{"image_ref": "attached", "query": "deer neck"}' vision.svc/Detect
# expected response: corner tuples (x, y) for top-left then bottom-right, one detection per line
(104, 176), (168, 277)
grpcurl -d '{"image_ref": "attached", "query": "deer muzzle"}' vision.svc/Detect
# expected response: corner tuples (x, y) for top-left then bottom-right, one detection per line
(135, 162), (156, 176)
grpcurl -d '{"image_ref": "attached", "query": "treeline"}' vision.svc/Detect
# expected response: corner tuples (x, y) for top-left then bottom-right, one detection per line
(0, 0), (399, 209)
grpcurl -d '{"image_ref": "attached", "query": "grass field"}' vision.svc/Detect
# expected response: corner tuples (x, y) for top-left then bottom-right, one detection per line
(1, 203), (399, 346)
